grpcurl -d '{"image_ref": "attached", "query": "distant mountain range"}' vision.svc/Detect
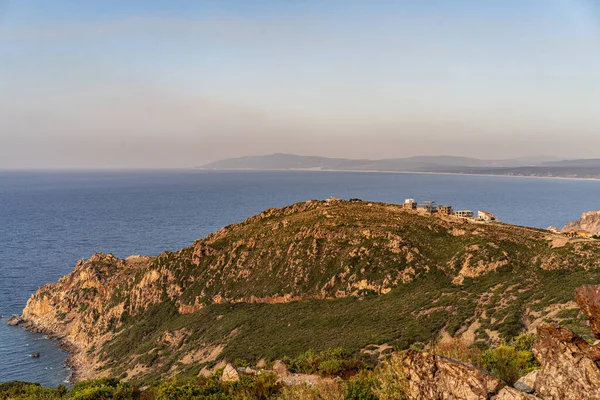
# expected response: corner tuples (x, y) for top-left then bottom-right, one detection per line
(200, 154), (600, 179)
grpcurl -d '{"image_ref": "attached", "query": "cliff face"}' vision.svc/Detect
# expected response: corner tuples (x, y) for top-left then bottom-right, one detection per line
(17, 199), (600, 381)
(563, 210), (600, 235)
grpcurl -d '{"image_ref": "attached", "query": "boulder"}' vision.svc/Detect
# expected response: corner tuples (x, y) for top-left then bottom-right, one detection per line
(575, 284), (600, 338)
(492, 387), (541, 399)
(532, 322), (600, 399)
(221, 363), (240, 382)
(7, 315), (23, 326)
(273, 360), (289, 377)
(401, 350), (504, 399)
(513, 370), (538, 394)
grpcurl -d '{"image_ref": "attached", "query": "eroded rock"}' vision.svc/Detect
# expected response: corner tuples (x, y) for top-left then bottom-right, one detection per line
(532, 322), (600, 399)
(221, 363), (240, 382)
(402, 350), (504, 399)
(7, 315), (23, 326)
(575, 284), (600, 338)
(513, 370), (538, 394)
(492, 387), (540, 399)
(273, 360), (289, 377)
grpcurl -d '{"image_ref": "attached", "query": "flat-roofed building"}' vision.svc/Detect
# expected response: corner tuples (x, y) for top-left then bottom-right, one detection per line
(454, 210), (474, 218)
(403, 198), (417, 210)
(438, 205), (453, 215)
(418, 200), (437, 213)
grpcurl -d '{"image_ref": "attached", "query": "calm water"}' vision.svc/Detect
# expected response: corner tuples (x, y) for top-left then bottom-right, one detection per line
(1, 170), (600, 386)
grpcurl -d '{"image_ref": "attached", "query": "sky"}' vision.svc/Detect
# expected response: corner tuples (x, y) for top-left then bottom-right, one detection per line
(1, 0), (600, 168)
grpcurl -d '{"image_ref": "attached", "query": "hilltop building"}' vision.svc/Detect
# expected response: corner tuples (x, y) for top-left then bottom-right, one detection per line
(478, 210), (497, 222)
(438, 205), (453, 215)
(564, 230), (592, 239)
(418, 201), (437, 213)
(454, 210), (474, 218)
(403, 199), (417, 210)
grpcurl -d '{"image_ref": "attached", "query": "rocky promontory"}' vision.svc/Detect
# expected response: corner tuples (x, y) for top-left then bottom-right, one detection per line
(563, 210), (600, 235)
(12, 199), (600, 382)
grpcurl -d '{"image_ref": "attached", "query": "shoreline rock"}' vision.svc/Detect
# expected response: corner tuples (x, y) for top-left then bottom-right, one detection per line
(7, 315), (24, 326)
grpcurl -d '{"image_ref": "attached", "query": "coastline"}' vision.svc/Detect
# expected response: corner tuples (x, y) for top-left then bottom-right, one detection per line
(17, 318), (87, 384)
(197, 167), (600, 182)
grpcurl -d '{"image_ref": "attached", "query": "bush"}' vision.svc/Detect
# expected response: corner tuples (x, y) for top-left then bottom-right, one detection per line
(344, 375), (378, 400)
(283, 348), (367, 378)
(373, 353), (408, 400)
(476, 345), (538, 385)
(509, 333), (536, 352)
(0, 381), (60, 400)
(66, 378), (136, 400)
(430, 337), (480, 364)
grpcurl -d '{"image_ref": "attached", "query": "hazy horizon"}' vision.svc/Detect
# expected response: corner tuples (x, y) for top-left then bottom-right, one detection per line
(2, 0), (600, 168)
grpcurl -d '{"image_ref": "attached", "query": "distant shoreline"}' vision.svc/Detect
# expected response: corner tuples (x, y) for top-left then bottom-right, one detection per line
(197, 167), (600, 182)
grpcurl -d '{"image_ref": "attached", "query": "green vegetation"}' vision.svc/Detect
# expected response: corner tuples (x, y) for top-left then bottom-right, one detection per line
(25, 199), (600, 381)
(431, 334), (539, 385)
(2, 337), (534, 399)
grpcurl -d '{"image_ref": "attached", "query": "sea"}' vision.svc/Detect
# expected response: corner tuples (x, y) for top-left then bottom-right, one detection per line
(1, 169), (600, 386)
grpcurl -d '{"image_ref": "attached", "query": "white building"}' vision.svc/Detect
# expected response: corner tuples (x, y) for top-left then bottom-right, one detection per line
(478, 210), (497, 222)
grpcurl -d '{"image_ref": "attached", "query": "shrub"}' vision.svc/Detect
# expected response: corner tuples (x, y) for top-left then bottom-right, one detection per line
(283, 348), (367, 378)
(66, 378), (136, 400)
(277, 382), (346, 400)
(344, 374), (378, 400)
(0, 381), (60, 400)
(373, 353), (408, 400)
(430, 337), (480, 364)
(476, 345), (538, 385)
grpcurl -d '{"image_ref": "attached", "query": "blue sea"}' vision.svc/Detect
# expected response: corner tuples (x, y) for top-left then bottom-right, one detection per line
(1, 169), (600, 386)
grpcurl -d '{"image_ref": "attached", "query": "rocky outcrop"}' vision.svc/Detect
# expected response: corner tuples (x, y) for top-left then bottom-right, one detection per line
(531, 323), (600, 399)
(221, 364), (240, 382)
(563, 210), (600, 235)
(492, 387), (540, 400)
(7, 315), (23, 326)
(575, 284), (600, 338)
(513, 370), (538, 394)
(401, 350), (504, 399)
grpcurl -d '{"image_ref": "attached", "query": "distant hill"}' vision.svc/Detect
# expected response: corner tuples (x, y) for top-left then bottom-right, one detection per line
(200, 154), (600, 179)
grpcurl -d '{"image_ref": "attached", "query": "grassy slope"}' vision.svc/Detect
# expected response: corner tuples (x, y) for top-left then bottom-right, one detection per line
(71, 200), (600, 382)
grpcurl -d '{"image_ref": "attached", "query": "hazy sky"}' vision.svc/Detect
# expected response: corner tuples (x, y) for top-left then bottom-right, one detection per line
(1, 0), (600, 168)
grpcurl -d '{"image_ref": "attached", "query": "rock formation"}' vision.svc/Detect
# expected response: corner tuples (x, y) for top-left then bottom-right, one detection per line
(401, 350), (504, 399)
(7, 315), (23, 326)
(563, 210), (600, 235)
(221, 364), (240, 382)
(513, 371), (537, 394)
(530, 323), (600, 399)
(400, 283), (600, 399)
(575, 284), (600, 338)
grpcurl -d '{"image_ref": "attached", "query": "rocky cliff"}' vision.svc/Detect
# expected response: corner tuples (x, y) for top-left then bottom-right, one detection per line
(563, 210), (600, 235)
(399, 284), (600, 399)
(14, 199), (600, 382)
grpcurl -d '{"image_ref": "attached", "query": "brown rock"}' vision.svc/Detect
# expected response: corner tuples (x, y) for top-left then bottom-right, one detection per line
(563, 210), (600, 236)
(221, 363), (239, 382)
(273, 360), (289, 377)
(575, 284), (600, 338)
(7, 315), (23, 326)
(513, 370), (538, 394)
(532, 322), (600, 399)
(492, 387), (540, 399)
(402, 350), (504, 399)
